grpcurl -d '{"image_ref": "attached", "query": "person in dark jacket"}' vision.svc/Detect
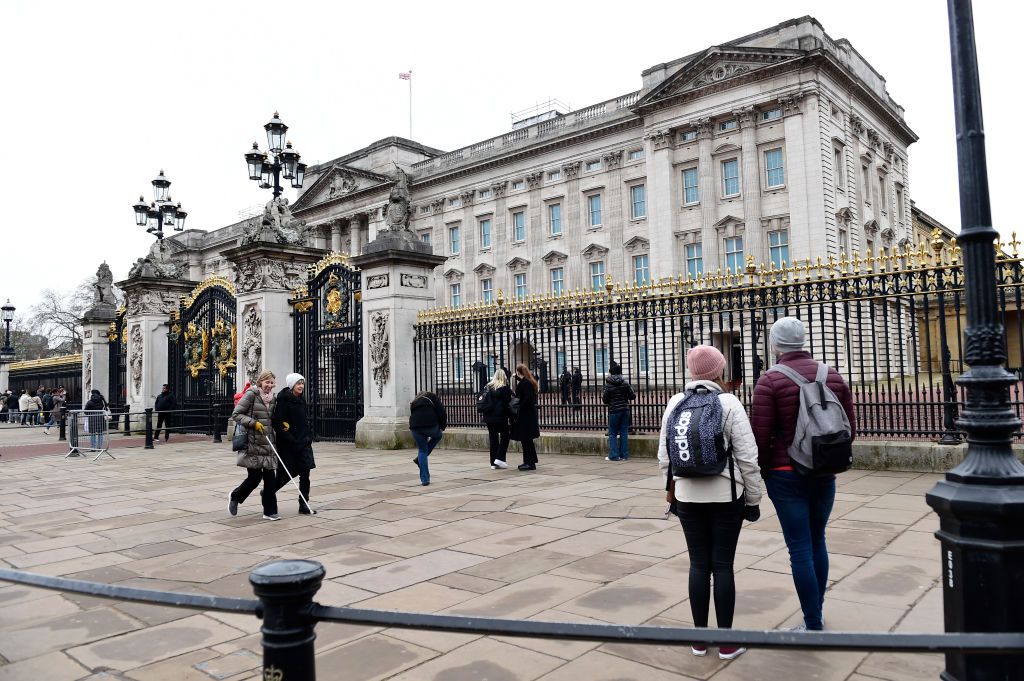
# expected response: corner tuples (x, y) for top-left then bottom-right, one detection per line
(409, 391), (446, 486)
(510, 363), (541, 471)
(571, 367), (583, 411)
(273, 373), (317, 515)
(154, 384), (178, 444)
(481, 368), (513, 469)
(5, 390), (18, 423)
(558, 368), (571, 406)
(602, 361), (636, 461)
(83, 389), (108, 450)
(750, 317), (856, 631)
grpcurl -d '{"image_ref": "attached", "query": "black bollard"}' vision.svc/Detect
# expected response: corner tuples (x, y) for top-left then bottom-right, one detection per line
(124, 406), (131, 436)
(58, 412), (67, 442)
(144, 408), (154, 450)
(212, 403), (222, 444)
(250, 560), (324, 681)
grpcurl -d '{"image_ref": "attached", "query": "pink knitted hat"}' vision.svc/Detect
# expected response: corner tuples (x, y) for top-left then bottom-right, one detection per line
(688, 345), (726, 381)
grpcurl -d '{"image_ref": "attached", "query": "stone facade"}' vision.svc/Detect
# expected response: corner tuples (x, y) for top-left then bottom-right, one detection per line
(159, 17), (917, 311)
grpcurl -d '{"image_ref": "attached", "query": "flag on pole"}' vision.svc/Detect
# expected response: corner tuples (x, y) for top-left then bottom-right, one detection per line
(398, 72), (411, 80)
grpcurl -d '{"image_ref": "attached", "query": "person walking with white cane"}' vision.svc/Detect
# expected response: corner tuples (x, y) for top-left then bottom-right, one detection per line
(228, 370), (280, 520)
(272, 374), (317, 515)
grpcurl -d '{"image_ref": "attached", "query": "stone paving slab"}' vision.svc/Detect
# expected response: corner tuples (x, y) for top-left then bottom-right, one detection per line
(0, 438), (948, 680)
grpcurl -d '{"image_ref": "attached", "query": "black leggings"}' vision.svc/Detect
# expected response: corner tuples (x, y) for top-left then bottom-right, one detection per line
(231, 469), (278, 515)
(486, 422), (509, 463)
(521, 438), (538, 465)
(677, 499), (744, 628)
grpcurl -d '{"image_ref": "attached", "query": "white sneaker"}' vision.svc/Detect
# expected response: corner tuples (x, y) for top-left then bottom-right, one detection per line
(490, 465), (498, 470)
(718, 647), (746, 660)
(493, 460), (508, 469)
(691, 646), (707, 657)
(262, 514), (280, 521)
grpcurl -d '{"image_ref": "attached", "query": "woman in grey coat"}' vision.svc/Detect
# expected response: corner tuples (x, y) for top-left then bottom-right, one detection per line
(228, 369), (281, 520)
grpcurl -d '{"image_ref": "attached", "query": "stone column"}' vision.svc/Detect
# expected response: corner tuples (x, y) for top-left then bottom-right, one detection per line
(603, 151), (626, 281)
(365, 207), (379, 244)
(696, 119), (721, 270)
(560, 165), (582, 290)
(118, 277), (195, 412)
(0, 357), (9, 393)
(737, 107), (765, 267)
(644, 132), (674, 280)
(491, 181), (510, 293)
(80, 313), (115, 405)
(351, 231), (445, 449)
(222, 242), (325, 387)
(782, 94), (814, 261)
(330, 220), (344, 253)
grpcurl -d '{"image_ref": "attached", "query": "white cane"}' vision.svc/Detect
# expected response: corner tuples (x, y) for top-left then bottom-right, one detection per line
(264, 433), (315, 514)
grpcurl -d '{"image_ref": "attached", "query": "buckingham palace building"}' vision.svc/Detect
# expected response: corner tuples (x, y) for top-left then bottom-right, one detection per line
(166, 15), (917, 310)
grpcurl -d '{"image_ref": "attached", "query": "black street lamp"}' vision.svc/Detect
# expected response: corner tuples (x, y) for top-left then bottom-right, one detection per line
(926, 1), (1024, 679)
(132, 170), (188, 240)
(1, 299), (14, 356)
(243, 112), (306, 199)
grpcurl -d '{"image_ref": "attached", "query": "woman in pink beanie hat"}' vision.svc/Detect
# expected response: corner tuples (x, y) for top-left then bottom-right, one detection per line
(658, 344), (763, 661)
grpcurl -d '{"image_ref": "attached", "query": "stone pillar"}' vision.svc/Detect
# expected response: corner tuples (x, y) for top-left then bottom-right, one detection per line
(644, 132), (675, 281)
(603, 151), (626, 281)
(696, 119), (720, 269)
(365, 207), (379, 244)
(118, 278), (195, 412)
(330, 220), (344, 253)
(737, 107), (765, 267)
(81, 314), (115, 405)
(222, 242), (325, 387)
(0, 356), (11, 393)
(351, 232), (445, 449)
(783, 94), (814, 262)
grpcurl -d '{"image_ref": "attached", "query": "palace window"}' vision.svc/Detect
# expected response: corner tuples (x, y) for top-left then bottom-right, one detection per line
(762, 108), (782, 121)
(514, 273), (527, 300)
(765, 148), (785, 188)
(630, 184), (646, 219)
(725, 236), (744, 274)
(511, 179), (525, 191)
(512, 211), (526, 241)
(449, 197), (462, 208)
(588, 194), (602, 227)
(449, 225), (460, 254)
(638, 344), (649, 372)
(454, 356), (464, 380)
(450, 283), (462, 307)
(838, 228), (849, 256)
(628, 148), (645, 160)
(685, 243), (703, 279)
(479, 218), (491, 249)
(595, 347), (609, 374)
(550, 267), (565, 296)
(834, 146), (846, 189)
(633, 254), (650, 285)
(719, 120), (737, 132)
(556, 350), (566, 375)
(683, 168), (699, 205)
(896, 185), (906, 225)
(680, 130), (697, 142)
(549, 203), (562, 236)
(479, 188), (492, 199)
(481, 278), (493, 303)
(590, 261), (605, 291)
(769, 230), (789, 269)
(547, 170), (561, 181)
(420, 232), (431, 244)
(722, 159), (740, 197)
(585, 159), (602, 171)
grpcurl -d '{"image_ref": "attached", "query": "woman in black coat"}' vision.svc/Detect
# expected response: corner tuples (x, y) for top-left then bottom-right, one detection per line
(83, 389), (108, 450)
(480, 368), (513, 469)
(510, 363), (540, 471)
(272, 373), (317, 515)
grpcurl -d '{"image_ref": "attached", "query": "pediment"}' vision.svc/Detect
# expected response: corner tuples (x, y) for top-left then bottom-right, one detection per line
(443, 268), (464, 282)
(714, 143), (741, 154)
(636, 47), (804, 107)
(542, 249), (568, 265)
(293, 164), (391, 211)
(581, 243), (609, 260)
(714, 214), (744, 228)
(836, 207), (854, 226)
(506, 257), (531, 272)
(864, 219), (880, 235)
(473, 262), (495, 276)
(623, 236), (649, 253)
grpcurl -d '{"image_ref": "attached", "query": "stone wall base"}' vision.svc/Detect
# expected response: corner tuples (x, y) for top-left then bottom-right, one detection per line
(355, 417), (416, 450)
(433, 428), (1024, 473)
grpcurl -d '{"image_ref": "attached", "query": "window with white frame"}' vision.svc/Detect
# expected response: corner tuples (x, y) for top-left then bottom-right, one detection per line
(419, 206), (430, 214)
(762, 108), (782, 122)
(479, 218), (491, 249)
(556, 350), (566, 375)
(450, 283), (462, 307)
(628, 148), (645, 161)
(722, 159), (740, 197)
(682, 168), (699, 205)
(838, 228), (849, 256)
(590, 261), (605, 291)
(449, 225), (461, 254)
(765, 148), (785, 189)
(594, 347), (609, 374)
(514, 273), (527, 300)
(487, 355), (497, 376)
(588, 194), (602, 227)
(550, 267), (565, 296)
(420, 232), (431, 244)
(479, 188), (492, 199)
(585, 159), (602, 171)
(725, 236), (744, 274)
(449, 197), (462, 208)
(719, 120), (737, 132)
(833, 146), (846, 189)
(630, 184), (646, 219)
(862, 165), (871, 204)
(638, 344), (648, 372)
(679, 130), (697, 142)
(769, 230), (789, 269)
(896, 185), (905, 225)
(633, 254), (650, 285)
(549, 203), (562, 236)
(511, 179), (525, 191)
(481, 278), (493, 303)
(454, 356), (464, 380)
(685, 243), (703, 279)
(878, 174), (888, 213)
(512, 211), (526, 241)
(547, 170), (561, 181)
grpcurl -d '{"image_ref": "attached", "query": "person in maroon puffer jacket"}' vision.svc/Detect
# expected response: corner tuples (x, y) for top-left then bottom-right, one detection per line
(751, 316), (856, 632)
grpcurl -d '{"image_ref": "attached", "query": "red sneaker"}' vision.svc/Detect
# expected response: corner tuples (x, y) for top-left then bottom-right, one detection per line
(718, 646), (746, 660)
(690, 645), (707, 657)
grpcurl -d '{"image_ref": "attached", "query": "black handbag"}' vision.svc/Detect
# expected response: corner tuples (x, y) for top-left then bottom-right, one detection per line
(508, 395), (521, 416)
(231, 393), (255, 452)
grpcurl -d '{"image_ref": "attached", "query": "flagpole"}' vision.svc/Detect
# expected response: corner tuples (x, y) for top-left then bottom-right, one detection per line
(408, 69), (413, 139)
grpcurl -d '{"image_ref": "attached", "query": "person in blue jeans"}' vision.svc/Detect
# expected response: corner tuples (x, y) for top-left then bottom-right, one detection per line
(750, 317), (856, 631)
(602, 361), (635, 461)
(409, 391), (446, 486)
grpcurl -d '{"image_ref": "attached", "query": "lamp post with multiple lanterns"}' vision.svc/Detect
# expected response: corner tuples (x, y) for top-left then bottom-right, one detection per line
(1, 299), (14, 358)
(131, 170), (188, 240)
(244, 112), (306, 199)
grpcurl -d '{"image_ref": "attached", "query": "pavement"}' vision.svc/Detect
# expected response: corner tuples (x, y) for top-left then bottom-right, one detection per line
(0, 435), (946, 681)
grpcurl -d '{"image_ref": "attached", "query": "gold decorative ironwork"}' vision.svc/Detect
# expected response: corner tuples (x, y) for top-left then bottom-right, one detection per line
(310, 251), (354, 278)
(107, 322), (118, 343)
(9, 353), (82, 372)
(290, 285), (313, 314)
(183, 322), (209, 378)
(183, 275), (236, 309)
(211, 318), (237, 378)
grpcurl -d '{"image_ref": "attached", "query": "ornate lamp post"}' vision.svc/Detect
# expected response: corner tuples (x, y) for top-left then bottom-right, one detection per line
(1, 299), (14, 357)
(243, 112), (306, 199)
(926, 1), (1024, 679)
(131, 170), (188, 240)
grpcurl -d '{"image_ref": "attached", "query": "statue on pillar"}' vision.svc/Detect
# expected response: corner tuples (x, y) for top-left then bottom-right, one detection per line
(94, 263), (115, 307)
(243, 198), (312, 245)
(383, 164), (415, 239)
(127, 239), (184, 279)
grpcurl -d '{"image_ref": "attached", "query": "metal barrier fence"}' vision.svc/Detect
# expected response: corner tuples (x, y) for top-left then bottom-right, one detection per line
(66, 409), (113, 460)
(414, 241), (1024, 442)
(0, 560), (1020, 681)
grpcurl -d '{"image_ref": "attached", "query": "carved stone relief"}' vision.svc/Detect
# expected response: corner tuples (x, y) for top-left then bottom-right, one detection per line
(242, 198), (310, 245)
(689, 63), (752, 88)
(243, 304), (262, 385)
(366, 273), (390, 289)
(400, 273), (428, 288)
(127, 239), (186, 280)
(459, 190), (475, 206)
(526, 172), (544, 190)
(561, 162), (581, 180)
(368, 310), (390, 398)
(602, 151), (623, 169)
(234, 258), (306, 293)
(491, 181), (509, 198)
(84, 351), (92, 393)
(127, 290), (181, 316)
(130, 325), (143, 396)
(327, 168), (358, 198)
(645, 129), (672, 150)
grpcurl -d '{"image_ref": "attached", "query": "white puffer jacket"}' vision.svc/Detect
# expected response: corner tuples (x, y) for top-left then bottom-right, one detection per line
(657, 380), (763, 506)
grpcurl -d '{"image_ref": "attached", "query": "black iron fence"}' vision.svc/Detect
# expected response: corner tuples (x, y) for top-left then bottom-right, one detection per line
(414, 241), (1024, 441)
(0, 561), (1020, 681)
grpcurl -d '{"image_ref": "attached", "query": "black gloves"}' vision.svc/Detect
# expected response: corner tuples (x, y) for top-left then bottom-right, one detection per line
(743, 505), (761, 522)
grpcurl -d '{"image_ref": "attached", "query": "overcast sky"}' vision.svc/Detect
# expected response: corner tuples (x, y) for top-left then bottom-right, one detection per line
(0, 0), (1017, 320)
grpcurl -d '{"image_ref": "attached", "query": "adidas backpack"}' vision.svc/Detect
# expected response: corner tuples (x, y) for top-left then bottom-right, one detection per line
(665, 388), (731, 478)
(769, 362), (853, 476)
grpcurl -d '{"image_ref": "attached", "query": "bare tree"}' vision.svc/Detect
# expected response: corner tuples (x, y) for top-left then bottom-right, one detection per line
(26, 277), (124, 355)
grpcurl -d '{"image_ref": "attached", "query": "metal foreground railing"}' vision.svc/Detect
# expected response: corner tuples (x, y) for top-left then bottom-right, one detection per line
(0, 560), (1021, 681)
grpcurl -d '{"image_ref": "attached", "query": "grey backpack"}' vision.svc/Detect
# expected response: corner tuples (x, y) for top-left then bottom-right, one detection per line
(769, 363), (853, 476)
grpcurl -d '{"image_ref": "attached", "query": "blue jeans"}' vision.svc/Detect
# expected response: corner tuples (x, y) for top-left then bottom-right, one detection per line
(89, 432), (104, 450)
(764, 471), (836, 630)
(411, 427), (443, 484)
(607, 411), (630, 460)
